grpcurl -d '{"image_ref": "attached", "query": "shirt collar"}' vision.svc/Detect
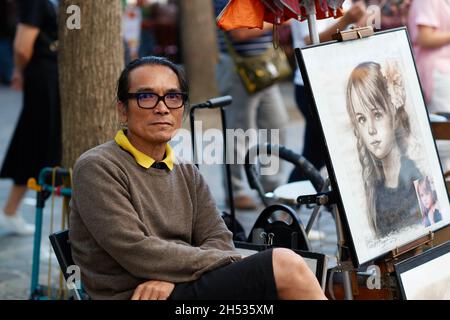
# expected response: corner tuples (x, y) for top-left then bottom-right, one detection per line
(114, 130), (174, 171)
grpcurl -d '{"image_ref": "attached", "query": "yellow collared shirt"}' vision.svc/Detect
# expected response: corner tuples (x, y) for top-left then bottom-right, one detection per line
(114, 130), (174, 170)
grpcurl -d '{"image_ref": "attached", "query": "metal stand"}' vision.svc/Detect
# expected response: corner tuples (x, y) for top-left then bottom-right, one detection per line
(295, 177), (354, 299)
(292, 21), (377, 300)
(381, 231), (435, 273)
(333, 204), (353, 300)
(29, 167), (72, 300)
(307, 14), (320, 44)
(220, 106), (237, 234)
(342, 270), (354, 300)
(189, 96), (238, 236)
(303, 179), (331, 235)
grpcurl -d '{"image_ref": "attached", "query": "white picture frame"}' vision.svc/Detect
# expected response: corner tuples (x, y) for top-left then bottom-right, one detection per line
(296, 28), (450, 266)
(395, 241), (450, 300)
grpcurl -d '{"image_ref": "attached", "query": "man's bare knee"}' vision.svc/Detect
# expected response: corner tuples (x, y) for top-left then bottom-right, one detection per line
(272, 248), (326, 300)
(272, 248), (308, 286)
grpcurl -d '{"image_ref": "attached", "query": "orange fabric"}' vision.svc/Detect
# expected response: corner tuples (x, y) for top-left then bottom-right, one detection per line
(217, 0), (345, 30)
(217, 0), (265, 30)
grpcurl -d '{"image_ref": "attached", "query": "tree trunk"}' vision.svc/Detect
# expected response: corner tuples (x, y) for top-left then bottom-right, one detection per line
(179, 0), (218, 104)
(59, 0), (124, 168)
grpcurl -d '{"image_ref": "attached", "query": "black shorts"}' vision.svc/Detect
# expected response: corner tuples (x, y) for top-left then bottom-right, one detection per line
(169, 249), (278, 300)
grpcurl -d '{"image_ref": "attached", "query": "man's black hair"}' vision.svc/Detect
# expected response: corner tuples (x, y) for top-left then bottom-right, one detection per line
(117, 56), (189, 111)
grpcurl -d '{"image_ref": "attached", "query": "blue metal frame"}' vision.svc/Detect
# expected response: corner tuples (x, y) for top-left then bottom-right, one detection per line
(29, 167), (72, 300)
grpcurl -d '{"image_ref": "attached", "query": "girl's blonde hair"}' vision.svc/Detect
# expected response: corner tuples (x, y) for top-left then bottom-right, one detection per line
(346, 61), (411, 233)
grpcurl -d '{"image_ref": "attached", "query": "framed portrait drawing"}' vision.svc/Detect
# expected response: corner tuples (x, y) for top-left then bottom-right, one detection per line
(395, 241), (450, 300)
(296, 28), (450, 266)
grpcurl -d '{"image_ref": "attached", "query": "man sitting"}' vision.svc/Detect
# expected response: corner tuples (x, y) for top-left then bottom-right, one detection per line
(69, 56), (326, 300)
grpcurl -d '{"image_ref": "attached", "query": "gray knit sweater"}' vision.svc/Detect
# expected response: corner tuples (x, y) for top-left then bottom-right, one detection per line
(69, 141), (241, 300)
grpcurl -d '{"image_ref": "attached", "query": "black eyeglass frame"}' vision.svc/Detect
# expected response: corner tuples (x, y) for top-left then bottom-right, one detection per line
(126, 92), (188, 109)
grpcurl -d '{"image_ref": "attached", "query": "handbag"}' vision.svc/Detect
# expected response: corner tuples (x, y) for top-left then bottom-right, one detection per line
(223, 33), (292, 94)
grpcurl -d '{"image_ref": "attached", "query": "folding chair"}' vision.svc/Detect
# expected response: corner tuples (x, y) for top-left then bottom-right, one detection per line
(49, 229), (87, 300)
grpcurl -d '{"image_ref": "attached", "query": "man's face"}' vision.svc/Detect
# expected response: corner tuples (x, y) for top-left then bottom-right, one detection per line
(119, 64), (184, 147)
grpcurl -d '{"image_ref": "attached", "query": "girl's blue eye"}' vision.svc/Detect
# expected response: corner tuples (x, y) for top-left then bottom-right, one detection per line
(374, 112), (383, 120)
(357, 116), (366, 124)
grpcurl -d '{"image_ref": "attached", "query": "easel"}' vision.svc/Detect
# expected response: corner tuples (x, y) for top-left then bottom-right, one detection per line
(296, 13), (376, 299)
(365, 231), (434, 300)
(324, 26), (374, 300)
(382, 231), (434, 273)
(327, 217), (435, 299)
(324, 26), (441, 300)
(296, 24), (450, 299)
(299, 26), (375, 300)
(297, 177), (356, 300)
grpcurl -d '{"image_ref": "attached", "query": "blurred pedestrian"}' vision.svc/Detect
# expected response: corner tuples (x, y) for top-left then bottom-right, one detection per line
(0, 0), (17, 85)
(138, 0), (156, 58)
(366, 0), (411, 30)
(408, 0), (450, 113)
(216, 22), (290, 210)
(0, 0), (61, 235)
(408, 0), (450, 173)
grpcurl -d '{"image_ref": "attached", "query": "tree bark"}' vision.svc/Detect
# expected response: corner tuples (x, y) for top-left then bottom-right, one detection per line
(59, 0), (124, 168)
(179, 0), (218, 104)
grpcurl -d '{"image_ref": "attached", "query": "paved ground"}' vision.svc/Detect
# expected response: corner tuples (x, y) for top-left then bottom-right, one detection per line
(0, 83), (337, 300)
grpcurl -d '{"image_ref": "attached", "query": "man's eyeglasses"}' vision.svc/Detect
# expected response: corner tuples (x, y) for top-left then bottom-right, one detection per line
(126, 92), (187, 109)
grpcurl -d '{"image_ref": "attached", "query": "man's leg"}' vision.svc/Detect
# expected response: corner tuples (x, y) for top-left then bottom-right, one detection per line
(272, 248), (327, 299)
(169, 249), (277, 300)
(169, 248), (326, 300)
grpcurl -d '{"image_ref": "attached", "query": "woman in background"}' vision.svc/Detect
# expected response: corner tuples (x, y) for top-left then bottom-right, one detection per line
(0, 0), (61, 235)
(408, 0), (450, 113)
(408, 0), (450, 174)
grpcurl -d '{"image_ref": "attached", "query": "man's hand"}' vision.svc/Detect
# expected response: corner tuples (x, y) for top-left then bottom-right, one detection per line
(131, 280), (175, 300)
